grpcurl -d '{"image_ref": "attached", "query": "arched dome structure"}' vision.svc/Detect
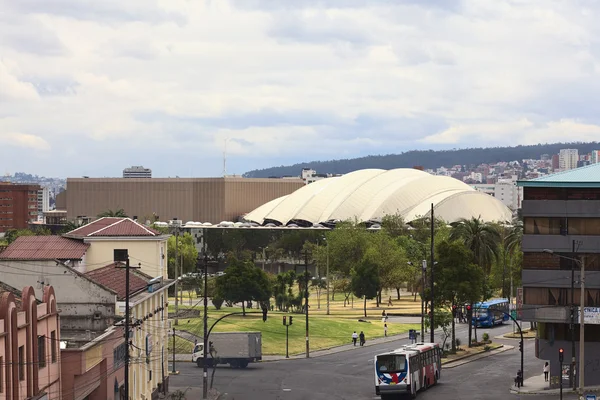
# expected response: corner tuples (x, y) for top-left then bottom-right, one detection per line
(244, 168), (512, 226)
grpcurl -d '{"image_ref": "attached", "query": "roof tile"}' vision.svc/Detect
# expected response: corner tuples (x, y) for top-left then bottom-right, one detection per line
(0, 236), (89, 260)
(65, 217), (160, 238)
(85, 263), (148, 301)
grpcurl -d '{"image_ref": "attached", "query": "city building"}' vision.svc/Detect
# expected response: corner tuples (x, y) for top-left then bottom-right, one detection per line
(552, 154), (560, 171)
(0, 233), (174, 399)
(0, 283), (61, 399)
(64, 217), (170, 278)
(0, 182), (41, 233)
(591, 150), (600, 164)
(517, 162), (600, 388)
(559, 149), (579, 171)
(62, 177), (304, 224)
(122, 166), (152, 178)
(37, 187), (50, 219)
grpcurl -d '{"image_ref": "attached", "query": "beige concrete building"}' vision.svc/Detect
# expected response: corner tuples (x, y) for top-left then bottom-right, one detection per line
(62, 177), (304, 224)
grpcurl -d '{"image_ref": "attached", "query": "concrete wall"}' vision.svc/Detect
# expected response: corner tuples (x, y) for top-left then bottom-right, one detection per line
(523, 235), (600, 253)
(65, 178), (304, 224)
(0, 261), (116, 331)
(521, 200), (600, 217)
(83, 238), (168, 278)
(61, 326), (125, 400)
(538, 337), (600, 388)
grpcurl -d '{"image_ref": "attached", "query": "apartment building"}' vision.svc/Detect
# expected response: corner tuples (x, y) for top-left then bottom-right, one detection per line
(518, 162), (600, 388)
(123, 166), (152, 178)
(0, 183), (41, 232)
(559, 149), (579, 171)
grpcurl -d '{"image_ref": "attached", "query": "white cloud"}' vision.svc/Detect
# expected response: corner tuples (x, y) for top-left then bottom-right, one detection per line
(0, 0), (600, 177)
(0, 132), (51, 151)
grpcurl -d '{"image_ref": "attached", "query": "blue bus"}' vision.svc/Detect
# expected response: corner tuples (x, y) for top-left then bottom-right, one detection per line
(471, 298), (509, 327)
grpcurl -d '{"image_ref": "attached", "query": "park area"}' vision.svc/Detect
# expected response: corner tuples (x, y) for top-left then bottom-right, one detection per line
(168, 290), (421, 356)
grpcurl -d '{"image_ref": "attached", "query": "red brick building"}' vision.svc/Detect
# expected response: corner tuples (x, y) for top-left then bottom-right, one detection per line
(0, 183), (41, 233)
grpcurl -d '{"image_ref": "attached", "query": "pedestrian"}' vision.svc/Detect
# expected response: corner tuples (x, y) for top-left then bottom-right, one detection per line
(352, 331), (358, 346)
(388, 296), (393, 307)
(384, 323), (388, 337)
(543, 362), (549, 382)
(359, 331), (365, 346)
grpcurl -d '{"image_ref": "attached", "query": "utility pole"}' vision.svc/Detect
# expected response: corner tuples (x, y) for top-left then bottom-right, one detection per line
(578, 255), (585, 399)
(430, 203), (435, 344)
(172, 218), (180, 325)
(262, 246), (267, 271)
(114, 249), (139, 400)
(326, 238), (330, 316)
(570, 239), (576, 390)
(172, 328), (176, 374)
(202, 253), (209, 399)
(304, 249), (310, 358)
(421, 260), (426, 341)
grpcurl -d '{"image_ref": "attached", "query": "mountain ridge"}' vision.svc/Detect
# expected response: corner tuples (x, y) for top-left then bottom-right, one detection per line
(243, 142), (600, 178)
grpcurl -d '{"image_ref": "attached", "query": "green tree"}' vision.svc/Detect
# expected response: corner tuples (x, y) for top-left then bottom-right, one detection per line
(215, 257), (272, 315)
(435, 240), (485, 351)
(4, 228), (50, 244)
(351, 261), (380, 317)
(97, 208), (128, 218)
(449, 217), (500, 275)
(168, 233), (199, 278)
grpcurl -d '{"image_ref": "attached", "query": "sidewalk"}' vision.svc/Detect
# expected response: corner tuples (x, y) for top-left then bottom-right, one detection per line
(443, 344), (513, 369)
(510, 373), (600, 395)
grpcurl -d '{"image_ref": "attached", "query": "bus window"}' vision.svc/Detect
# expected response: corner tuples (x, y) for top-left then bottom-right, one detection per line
(377, 354), (407, 373)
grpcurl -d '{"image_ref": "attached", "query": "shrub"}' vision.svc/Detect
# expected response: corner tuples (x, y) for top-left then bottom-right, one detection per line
(455, 338), (461, 349)
(482, 332), (490, 342)
(484, 345), (491, 352)
(213, 297), (224, 310)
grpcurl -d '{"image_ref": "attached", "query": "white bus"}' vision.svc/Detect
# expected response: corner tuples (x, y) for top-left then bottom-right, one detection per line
(374, 342), (441, 399)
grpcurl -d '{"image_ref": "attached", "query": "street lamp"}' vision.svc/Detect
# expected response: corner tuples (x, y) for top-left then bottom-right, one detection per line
(409, 260), (427, 341)
(260, 246), (268, 271)
(543, 248), (585, 396)
(322, 235), (330, 315)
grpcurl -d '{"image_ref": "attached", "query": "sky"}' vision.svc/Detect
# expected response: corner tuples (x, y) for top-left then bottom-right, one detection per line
(2, 0), (600, 178)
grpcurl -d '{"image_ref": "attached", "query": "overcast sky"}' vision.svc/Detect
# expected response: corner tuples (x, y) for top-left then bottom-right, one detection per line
(2, 0), (600, 178)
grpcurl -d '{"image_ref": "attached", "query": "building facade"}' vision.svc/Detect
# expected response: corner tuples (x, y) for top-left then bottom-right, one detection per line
(123, 166), (152, 179)
(518, 162), (600, 388)
(559, 149), (579, 171)
(63, 177), (304, 224)
(37, 187), (50, 220)
(0, 183), (41, 232)
(591, 150), (600, 165)
(0, 284), (61, 399)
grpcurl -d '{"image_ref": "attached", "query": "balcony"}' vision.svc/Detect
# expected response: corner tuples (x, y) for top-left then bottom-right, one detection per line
(522, 235), (600, 252)
(522, 200), (600, 217)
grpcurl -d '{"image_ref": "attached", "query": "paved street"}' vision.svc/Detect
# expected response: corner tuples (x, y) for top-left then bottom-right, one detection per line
(168, 321), (580, 399)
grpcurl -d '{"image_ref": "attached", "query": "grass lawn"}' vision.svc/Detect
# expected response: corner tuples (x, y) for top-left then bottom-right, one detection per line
(172, 305), (419, 355)
(168, 336), (195, 354)
(503, 329), (536, 339)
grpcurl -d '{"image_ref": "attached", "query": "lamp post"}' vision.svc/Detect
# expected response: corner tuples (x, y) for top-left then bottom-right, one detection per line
(202, 253), (209, 399)
(261, 246), (268, 271)
(171, 218), (181, 326)
(304, 249), (310, 358)
(543, 249), (585, 396)
(430, 203), (435, 344)
(326, 238), (330, 316)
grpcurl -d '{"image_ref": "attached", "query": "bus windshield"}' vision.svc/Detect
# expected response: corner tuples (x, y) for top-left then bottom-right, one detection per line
(377, 354), (407, 373)
(475, 309), (488, 318)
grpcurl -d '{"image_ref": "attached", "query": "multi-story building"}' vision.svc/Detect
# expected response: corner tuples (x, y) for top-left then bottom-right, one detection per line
(37, 187), (50, 219)
(0, 182), (41, 232)
(552, 154), (560, 171)
(559, 149), (579, 171)
(62, 177), (304, 224)
(591, 150), (600, 164)
(123, 166), (152, 178)
(470, 179), (523, 211)
(518, 162), (600, 388)
(0, 283), (62, 399)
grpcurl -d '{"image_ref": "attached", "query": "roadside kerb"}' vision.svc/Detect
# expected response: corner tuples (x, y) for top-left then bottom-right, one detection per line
(443, 344), (513, 369)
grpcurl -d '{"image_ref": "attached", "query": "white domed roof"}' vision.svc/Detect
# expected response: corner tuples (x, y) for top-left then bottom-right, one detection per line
(244, 168), (512, 225)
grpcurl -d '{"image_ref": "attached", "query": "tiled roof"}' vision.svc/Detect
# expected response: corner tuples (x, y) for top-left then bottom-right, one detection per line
(0, 236), (89, 260)
(65, 217), (161, 238)
(518, 163), (600, 187)
(85, 263), (149, 301)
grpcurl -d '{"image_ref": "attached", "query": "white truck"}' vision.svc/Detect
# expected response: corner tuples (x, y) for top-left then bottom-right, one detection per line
(192, 332), (262, 369)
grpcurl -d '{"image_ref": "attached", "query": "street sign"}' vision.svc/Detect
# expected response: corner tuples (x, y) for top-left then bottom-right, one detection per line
(580, 307), (600, 325)
(516, 287), (523, 320)
(585, 394), (596, 400)
(511, 310), (517, 320)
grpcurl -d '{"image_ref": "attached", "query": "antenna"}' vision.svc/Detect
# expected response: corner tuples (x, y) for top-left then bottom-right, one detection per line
(223, 138), (230, 177)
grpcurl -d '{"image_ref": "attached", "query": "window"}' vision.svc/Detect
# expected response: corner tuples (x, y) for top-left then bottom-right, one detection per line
(0, 356), (3, 393)
(524, 217), (565, 235)
(568, 218), (600, 235)
(114, 342), (127, 370)
(38, 335), (46, 369)
(51, 331), (57, 363)
(18, 346), (24, 380)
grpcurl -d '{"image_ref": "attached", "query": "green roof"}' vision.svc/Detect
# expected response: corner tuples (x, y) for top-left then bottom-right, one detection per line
(518, 163), (600, 188)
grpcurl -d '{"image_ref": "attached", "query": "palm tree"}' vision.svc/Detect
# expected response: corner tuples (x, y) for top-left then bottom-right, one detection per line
(97, 208), (128, 218)
(449, 217), (501, 275)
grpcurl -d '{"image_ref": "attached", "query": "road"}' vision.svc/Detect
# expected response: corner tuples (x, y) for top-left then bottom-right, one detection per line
(170, 321), (582, 399)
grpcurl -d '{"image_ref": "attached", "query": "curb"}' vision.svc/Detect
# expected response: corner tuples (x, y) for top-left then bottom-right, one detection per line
(510, 386), (600, 396)
(443, 344), (513, 369)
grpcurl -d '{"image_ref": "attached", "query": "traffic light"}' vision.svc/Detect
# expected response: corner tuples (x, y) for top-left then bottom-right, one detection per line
(519, 341), (523, 353)
(283, 316), (287, 326)
(466, 304), (472, 314)
(559, 348), (564, 363)
(289, 316), (293, 325)
(262, 307), (268, 322)
(452, 305), (457, 316)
